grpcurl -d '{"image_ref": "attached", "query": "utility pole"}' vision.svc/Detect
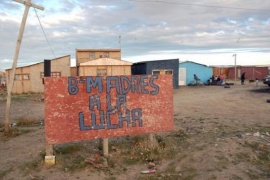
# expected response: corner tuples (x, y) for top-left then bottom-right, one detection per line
(5, 0), (44, 132)
(233, 54), (237, 84)
(119, 35), (121, 49)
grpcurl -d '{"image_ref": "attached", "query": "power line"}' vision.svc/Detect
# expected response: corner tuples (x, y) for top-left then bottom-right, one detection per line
(129, 0), (270, 12)
(34, 8), (56, 58)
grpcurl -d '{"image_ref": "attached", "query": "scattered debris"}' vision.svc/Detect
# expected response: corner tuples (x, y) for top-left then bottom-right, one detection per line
(85, 153), (108, 169)
(236, 134), (242, 138)
(262, 132), (270, 136)
(260, 136), (270, 143)
(10, 123), (17, 127)
(253, 132), (260, 137)
(111, 146), (118, 152)
(148, 161), (156, 169)
(141, 169), (156, 174)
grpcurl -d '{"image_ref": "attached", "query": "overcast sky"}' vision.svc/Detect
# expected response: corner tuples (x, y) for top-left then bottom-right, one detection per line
(1, 0), (270, 72)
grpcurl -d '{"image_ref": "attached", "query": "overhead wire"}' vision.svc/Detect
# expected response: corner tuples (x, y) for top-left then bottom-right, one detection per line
(34, 8), (56, 58)
(129, 0), (270, 12)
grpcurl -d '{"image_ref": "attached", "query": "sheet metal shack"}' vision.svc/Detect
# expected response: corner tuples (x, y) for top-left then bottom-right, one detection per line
(227, 66), (269, 80)
(5, 55), (71, 94)
(75, 48), (132, 76)
(179, 61), (212, 85)
(131, 59), (179, 89)
(211, 66), (230, 77)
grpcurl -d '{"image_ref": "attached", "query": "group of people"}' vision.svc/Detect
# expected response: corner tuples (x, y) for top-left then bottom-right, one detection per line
(194, 72), (247, 86)
(208, 74), (226, 85)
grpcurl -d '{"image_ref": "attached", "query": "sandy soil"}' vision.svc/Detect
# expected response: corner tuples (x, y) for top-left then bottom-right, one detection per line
(0, 81), (270, 180)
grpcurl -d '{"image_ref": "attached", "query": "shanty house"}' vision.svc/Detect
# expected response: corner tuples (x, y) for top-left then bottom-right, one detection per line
(76, 49), (132, 76)
(0, 72), (6, 86)
(132, 59), (179, 89)
(211, 66), (230, 77)
(179, 61), (212, 85)
(227, 66), (269, 80)
(79, 58), (132, 76)
(5, 55), (71, 94)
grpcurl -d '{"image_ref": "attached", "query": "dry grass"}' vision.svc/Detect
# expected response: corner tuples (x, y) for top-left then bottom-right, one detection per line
(15, 117), (41, 127)
(1, 127), (33, 138)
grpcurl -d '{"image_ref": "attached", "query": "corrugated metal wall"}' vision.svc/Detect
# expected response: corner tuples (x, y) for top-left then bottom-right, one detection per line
(179, 62), (212, 85)
(212, 67), (229, 77)
(132, 59), (179, 89)
(228, 66), (268, 80)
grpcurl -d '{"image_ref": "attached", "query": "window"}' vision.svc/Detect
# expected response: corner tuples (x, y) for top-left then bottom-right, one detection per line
(152, 70), (160, 75)
(103, 52), (109, 58)
(97, 69), (107, 76)
(165, 70), (173, 74)
(152, 69), (173, 75)
(40, 72), (61, 78)
(23, 74), (30, 80)
(15, 74), (22, 80)
(51, 72), (61, 77)
(14, 74), (30, 80)
(90, 52), (95, 60)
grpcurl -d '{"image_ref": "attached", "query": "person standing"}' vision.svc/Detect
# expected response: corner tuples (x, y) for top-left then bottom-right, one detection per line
(241, 72), (246, 85)
(219, 74), (225, 85)
(194, 74), (199, 85)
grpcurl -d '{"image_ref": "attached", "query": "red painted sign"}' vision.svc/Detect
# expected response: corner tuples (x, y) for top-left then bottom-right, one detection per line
(44, 75), (173, 144)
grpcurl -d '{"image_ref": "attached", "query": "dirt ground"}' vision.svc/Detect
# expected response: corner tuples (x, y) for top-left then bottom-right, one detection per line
(0, 81), (270, 180)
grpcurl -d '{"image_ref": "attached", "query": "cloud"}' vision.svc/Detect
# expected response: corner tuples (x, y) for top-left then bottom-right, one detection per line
(0, 0), (270, 71)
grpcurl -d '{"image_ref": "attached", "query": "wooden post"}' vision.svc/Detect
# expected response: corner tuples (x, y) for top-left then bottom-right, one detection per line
(46, 144), (54, 155)
(233, 54), (237, 84)
(103, 138), (109, 167)
(4, 0), (44, 132)
(45, 144), (55, 165)
(103, 138), (109, 157)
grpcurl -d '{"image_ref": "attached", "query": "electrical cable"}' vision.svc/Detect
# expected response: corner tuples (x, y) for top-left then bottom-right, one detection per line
(129, 0), (270, 12)
(34, 8), (56, 58)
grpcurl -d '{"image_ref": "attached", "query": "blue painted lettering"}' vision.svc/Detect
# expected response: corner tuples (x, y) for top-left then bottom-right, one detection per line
(106, 94), (116, 112)
(120, 76), (131, 94)
(149, 75), (159, 95)
(132, 108), (143, 127)
(91, 111), (105, 130)
(89, 95), (101, 110)
(79, 112), (91, 130)
(131, 76), (140, 94)
(118, 109), (131, 128)
(86, 76), (102, 93)
(106, 111), (118, 129)
(140, 75), (149, 94)
(117, 94), (127, 111)
(68, 77), (79, 95)
(106, 76), (120, 94)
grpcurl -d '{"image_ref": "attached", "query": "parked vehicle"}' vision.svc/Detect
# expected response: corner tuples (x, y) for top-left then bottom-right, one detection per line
(263, 75), (270, 87)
